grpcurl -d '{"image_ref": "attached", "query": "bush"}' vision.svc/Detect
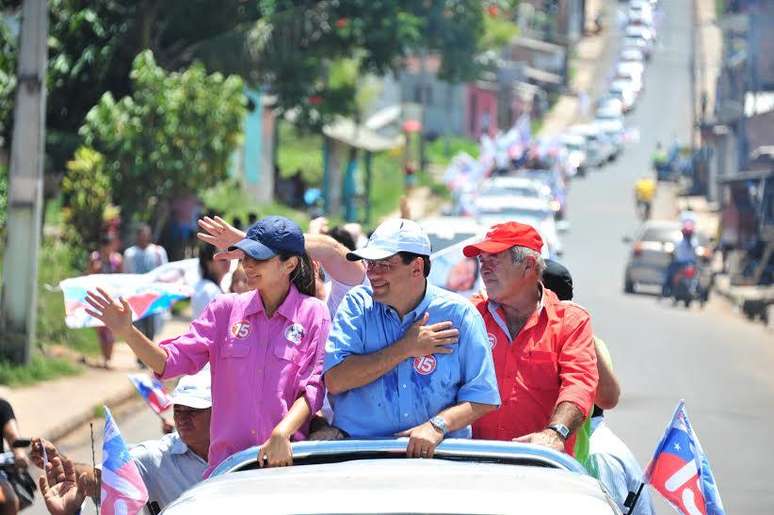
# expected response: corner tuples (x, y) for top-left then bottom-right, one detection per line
(61, 147), (112, 254)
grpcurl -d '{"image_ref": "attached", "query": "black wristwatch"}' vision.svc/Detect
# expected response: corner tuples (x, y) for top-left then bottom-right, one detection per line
(546, 423), (570, 440)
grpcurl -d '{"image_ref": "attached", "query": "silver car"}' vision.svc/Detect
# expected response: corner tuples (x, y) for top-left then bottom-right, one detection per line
(162, 439), (622, 514)
(623, 221), (710, 293)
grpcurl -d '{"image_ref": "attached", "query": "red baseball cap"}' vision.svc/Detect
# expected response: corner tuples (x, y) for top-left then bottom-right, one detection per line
(463, 222), (543, 257)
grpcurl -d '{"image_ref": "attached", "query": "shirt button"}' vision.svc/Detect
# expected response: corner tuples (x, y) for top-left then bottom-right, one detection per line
(404, 413), (409, 418)
(251, 429), (256, 435)
(402, 384), (407, 389)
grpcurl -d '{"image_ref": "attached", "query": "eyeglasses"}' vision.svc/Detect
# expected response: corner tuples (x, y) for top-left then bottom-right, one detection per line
(364, 258), (398, 274)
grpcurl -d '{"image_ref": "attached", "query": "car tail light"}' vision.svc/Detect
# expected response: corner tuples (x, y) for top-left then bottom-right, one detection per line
(633, 242), (643, 257)
(682, 266), (696, 278)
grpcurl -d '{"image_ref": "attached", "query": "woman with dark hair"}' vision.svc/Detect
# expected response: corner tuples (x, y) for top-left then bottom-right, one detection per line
(191, 243), (229, 319)
(84, 216), (329, 476)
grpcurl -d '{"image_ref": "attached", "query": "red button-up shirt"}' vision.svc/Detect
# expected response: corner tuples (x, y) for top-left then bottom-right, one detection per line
(471, 287), (598, 454)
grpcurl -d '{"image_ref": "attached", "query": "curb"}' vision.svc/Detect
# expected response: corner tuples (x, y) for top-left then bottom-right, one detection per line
(44, 384), (138, 444)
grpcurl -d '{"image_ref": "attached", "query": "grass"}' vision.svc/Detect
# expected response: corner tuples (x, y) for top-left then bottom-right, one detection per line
(276, 121), (324, 186)
(426, 137), (479, 167)
(0, 354), (80, 387)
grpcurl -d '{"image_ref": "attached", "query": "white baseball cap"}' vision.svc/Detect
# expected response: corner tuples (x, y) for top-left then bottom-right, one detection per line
(346, 218), (431, 261)
(170, 365), (212, 409)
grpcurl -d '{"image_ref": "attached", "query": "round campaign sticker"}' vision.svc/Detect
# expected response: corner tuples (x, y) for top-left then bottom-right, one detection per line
(413, 355), (437, 376)
(230, 320), (251, 339)
(487, 333), (498, 350)
(284, 323), (305, 345)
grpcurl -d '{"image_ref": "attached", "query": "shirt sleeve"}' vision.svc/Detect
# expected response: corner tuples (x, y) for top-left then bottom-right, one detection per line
(555, 309), (598, 417)
(455, 306), (501, 406)
(323, 290), (366, 373)
(157, 299), (223, 380)
(296, 316), (331, 414)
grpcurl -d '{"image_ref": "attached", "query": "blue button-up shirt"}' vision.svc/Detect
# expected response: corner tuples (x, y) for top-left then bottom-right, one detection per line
(324, 282), (500, 438)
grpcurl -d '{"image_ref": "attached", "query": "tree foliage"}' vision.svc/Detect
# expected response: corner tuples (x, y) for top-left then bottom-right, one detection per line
(78, 50), (245, 225)
(60, 147), (111, 252)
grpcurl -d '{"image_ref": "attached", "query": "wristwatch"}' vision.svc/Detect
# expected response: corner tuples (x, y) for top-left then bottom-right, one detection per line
(546, 423), (570, 441)
(429, 416), (449, 436)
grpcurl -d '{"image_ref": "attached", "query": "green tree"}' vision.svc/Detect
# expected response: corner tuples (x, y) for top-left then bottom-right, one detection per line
(79, 50), (245, 226)
(60, 147), (111, 255)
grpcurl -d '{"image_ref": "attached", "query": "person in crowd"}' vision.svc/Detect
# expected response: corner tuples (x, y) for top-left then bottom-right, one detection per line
(0, 398), (29, 515)
(322, 218), (500, 458)
(539, 259), (654, 515)
(662, 220), (699, 297)
(191, 243), (229, 319)
(228, 264), (250, 294)
(87, 234), (124, 368)
(463, 222), (598, 455)
(85, 216), (328, 476)
(123, 224), (169, 346)
(33, 369), (212, 514)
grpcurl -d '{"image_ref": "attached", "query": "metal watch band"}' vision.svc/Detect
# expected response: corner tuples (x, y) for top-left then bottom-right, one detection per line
(430, 416), (449, 435)
(547, 423), (570, 440)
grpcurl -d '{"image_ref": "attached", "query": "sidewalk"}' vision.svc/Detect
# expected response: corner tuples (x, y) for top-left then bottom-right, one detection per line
(3, 316), (191, 442)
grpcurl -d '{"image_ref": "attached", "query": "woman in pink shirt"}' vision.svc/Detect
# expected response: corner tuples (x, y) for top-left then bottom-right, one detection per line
(85, 216), (330, 476)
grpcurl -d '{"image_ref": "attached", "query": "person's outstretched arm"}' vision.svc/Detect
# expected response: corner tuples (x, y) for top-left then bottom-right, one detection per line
(85, 288), (167, 373)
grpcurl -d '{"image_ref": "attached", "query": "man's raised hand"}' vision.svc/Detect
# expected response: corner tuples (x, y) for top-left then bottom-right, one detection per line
(399, 312), (459, 358)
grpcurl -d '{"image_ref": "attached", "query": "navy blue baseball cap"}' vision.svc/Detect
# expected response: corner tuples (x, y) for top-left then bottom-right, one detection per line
(230, 216), (305, 260)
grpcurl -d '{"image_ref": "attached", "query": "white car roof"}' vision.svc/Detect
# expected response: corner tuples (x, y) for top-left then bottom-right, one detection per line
(475, 194), (551, 211)
(482, 176), (544, 190)
(620, 48), (644, 61)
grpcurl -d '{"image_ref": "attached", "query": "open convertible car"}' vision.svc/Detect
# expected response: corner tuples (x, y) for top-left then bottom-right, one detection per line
(162, 439), (623, 514)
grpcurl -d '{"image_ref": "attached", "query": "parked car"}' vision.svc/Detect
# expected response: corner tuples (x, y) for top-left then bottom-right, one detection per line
(559, 133), (589, 177)
(623, 221), (712, 293)
(418, 216), (486, 254)
(596, 95), (624, 116)
(570, 124), (617, 166)
(477, 176), (552, 203)
(615, 62), (645, 92)
(609, 80), (637, 112)
(592, 118), (626, 160)
(163, 440), (623, 514)
(622, 35), (652, 59)
(620, 47), (645, 65)
(474, 196), (562, 257)
(625, 24), (655, 44)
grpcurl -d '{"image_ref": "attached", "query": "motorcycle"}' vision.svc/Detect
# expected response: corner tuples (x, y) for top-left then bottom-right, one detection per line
(671, 263), (709, 308)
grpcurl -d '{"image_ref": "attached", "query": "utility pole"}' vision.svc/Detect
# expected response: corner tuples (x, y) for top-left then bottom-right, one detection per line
(0, 0), (49, 364)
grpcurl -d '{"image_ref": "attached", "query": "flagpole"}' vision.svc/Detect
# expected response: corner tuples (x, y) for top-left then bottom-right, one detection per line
(624, 482), (645, 515)
(90, 422), (100, 515)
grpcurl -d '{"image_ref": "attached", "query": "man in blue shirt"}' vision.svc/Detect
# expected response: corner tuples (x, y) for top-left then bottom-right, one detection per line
(324, 218), (500, 458)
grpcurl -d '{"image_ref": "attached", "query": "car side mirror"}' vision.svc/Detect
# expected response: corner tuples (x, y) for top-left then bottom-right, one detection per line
(622, 235), (633, 244)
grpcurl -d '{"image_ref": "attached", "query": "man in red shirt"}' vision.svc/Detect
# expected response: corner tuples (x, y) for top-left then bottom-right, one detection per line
(463, 222), (598, 455)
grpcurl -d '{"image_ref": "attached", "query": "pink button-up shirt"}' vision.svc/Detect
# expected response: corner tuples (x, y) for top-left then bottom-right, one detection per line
(158, 285), (330, 477)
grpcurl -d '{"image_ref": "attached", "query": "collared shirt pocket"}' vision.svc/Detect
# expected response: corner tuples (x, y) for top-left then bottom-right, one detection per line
(519, 350), (559, 391)
(222, 341), (250, 359)
(272, 341), (304, 395)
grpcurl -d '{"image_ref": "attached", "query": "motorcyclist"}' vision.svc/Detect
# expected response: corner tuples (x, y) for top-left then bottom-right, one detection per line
(633, 175), (656, 220)
(651, 142), (668, 177)
(662, 221), (698, 297)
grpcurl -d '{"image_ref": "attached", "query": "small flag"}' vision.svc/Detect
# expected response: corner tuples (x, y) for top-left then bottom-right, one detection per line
(129, 373), (172, 415)
(644, 400), (725, 515)
(101, 406), (148, 515)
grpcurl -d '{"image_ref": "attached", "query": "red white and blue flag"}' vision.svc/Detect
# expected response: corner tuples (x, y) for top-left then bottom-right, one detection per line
(101, 406), (148, 515)
(644, 400), (725, 515)
(128, 373), (172, 415)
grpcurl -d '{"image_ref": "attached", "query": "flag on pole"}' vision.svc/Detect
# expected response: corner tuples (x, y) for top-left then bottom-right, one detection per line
(101, 406), (148, 515)
(128, 374), (172, 415)
(644, 400), (725, 515)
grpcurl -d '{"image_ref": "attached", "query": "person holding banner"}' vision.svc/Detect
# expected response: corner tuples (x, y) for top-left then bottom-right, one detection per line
(84, 216), (329, 477)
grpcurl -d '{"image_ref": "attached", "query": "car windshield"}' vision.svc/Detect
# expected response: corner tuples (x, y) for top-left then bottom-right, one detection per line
(479, 185), (539, 198)
(478, 207), (551, 219)
(427, 232), (479, 253)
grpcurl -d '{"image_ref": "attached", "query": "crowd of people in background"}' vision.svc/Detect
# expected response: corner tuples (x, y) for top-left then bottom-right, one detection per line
(0, 209), (654, 514)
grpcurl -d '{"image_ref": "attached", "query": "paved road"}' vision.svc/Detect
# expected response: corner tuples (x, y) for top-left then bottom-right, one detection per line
(563, 0), (774, 513)
(28, 1), (773, 514)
